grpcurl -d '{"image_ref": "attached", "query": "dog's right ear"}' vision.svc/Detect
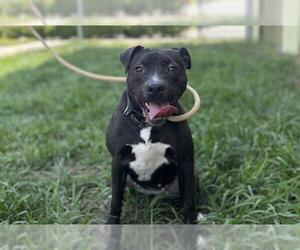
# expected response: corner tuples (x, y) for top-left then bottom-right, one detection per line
(120, 45), (144, 73)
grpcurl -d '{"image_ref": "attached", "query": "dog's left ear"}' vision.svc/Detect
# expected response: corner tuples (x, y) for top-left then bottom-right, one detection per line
(120, 45), (144, 73)
(173, 47), (192, 70)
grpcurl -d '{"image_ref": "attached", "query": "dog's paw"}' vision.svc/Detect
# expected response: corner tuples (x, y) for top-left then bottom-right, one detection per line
(197, 212), (207, 222)
(183, 208), (198, 224)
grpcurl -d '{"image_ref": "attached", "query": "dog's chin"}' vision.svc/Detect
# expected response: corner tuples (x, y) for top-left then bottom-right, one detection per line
(146, 117), (166, 127)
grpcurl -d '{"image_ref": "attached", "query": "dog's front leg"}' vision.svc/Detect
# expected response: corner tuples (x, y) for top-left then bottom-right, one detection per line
(106, 158), (127, 224)
(179, 162), (197, 224)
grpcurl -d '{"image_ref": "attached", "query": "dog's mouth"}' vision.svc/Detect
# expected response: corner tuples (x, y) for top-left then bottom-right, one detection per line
(144, 102), (179, 124)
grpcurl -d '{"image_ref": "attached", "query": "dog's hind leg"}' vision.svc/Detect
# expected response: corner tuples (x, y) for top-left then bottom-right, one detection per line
(195, 174), (210, 223)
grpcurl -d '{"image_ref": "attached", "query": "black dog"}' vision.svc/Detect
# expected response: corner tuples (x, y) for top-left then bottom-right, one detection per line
(106, 46), (197, 224)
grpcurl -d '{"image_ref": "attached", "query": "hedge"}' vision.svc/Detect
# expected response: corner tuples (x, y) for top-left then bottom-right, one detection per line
(0, 26), (186, 39)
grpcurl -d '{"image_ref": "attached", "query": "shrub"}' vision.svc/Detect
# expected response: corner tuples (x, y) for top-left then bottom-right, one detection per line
(0, 26), (186, 39)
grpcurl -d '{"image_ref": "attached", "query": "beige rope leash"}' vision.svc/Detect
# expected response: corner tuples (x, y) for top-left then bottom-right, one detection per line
(28, 27), (126, 83)
(27, 1), (200, 122)
(28, 0), (46, 25)
(167, 85), (200, 122)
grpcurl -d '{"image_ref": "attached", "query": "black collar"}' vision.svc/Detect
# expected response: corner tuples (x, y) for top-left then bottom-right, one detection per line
(123, 93), (148, 128)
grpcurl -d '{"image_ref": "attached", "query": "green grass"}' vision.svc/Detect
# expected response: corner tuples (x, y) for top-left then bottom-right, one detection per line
(0, 41), (299, 224)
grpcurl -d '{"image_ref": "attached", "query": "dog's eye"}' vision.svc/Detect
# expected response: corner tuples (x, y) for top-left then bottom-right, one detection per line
(168, 65), (177, 72)
(135, 66), (144, 73)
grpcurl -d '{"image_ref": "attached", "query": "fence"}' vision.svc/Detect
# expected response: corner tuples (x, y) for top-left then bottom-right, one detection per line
(1, 0), (300, 54)
(73, 0), (300, 54)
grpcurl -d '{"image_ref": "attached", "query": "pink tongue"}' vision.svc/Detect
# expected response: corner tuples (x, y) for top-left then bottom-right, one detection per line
(148, 103), (179, 120)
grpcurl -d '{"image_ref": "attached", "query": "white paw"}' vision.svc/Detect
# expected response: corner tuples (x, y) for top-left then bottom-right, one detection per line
(197, 212), (207, 222)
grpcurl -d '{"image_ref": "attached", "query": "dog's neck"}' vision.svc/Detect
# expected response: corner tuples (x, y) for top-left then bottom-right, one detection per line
(123, 91), (148, 128)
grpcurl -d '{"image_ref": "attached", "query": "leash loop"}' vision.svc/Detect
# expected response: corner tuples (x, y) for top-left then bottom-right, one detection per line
(168, 85), (200, 122)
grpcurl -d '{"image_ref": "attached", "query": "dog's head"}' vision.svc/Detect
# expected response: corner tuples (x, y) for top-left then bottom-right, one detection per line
(120, 45), (191, 126)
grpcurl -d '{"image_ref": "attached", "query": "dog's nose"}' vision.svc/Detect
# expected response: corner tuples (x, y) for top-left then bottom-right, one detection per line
(147, 83), (165, 96)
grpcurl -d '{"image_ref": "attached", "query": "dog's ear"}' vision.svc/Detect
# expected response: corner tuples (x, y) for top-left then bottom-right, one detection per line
(120, 45), (144, 73)
(172, 47), (192, 70)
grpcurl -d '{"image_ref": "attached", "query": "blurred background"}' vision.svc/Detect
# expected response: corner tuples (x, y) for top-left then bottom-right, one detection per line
(1, 0), (300, 54)
(0, 0), (300, 225)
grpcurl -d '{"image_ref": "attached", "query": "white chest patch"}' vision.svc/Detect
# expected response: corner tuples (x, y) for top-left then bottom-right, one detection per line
(129, 127), (171, 181)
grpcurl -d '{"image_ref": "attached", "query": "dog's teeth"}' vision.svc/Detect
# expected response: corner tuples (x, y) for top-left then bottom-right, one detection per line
(145, 103), (150, 112)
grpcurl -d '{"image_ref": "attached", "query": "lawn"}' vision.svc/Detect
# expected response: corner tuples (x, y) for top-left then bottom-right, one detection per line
(0, 41), (299, 224)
